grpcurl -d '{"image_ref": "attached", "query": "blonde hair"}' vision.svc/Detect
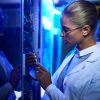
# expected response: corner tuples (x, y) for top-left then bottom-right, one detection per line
(62, 1), (98, 33)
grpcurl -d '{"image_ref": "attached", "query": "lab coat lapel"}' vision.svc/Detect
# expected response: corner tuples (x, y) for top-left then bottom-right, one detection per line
(57, 50), (76, 79)
(67, 45), (100, 76)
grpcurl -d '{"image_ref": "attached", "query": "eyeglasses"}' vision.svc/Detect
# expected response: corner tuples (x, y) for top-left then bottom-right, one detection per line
(61, 26), (82, 34)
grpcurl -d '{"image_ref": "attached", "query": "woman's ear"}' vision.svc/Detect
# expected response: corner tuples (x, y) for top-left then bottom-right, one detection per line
(82, 25), (91, 37)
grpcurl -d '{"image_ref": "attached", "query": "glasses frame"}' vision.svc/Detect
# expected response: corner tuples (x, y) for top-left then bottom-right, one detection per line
(61, 26), (82, 34)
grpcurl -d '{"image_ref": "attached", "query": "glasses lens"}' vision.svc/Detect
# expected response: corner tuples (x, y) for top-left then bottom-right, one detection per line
(61, 27), (70, 33)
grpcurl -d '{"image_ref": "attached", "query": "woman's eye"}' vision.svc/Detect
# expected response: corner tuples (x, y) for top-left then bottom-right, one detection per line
(64, 29), (70, 33)
(64, 30), (68, 32)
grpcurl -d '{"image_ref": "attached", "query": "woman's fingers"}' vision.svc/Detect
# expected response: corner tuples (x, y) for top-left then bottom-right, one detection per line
(26, 52), (38, 66)
(35, 63), (47, 72)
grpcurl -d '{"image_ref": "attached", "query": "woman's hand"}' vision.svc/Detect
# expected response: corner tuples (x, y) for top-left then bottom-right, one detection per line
(26, 52), (37, 66)
(26, 52), (52, 89)
(10, 65), (21, 89)
(35, 63), (52, 90)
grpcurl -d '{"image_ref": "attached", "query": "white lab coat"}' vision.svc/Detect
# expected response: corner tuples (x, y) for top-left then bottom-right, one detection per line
(42, 42), (100, 100)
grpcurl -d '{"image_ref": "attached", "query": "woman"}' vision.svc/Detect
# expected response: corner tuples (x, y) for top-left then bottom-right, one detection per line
(27, 1), (100, 100)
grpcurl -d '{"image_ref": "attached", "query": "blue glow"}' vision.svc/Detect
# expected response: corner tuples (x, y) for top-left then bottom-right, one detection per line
(42, 0), (62, 75)
(42, 16), (52, 30)
(53, 0), (59, 4)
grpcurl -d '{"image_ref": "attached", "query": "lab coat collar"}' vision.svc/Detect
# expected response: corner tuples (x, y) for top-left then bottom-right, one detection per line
(75, 42), (99, 57)
(67, 42), (100, 76)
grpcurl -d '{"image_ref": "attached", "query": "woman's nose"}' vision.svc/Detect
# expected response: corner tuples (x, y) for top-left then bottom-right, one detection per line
(60, 32), (64, 37)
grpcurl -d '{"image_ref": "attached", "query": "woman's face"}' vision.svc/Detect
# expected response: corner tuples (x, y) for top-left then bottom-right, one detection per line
(60, 15), (84, 45)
